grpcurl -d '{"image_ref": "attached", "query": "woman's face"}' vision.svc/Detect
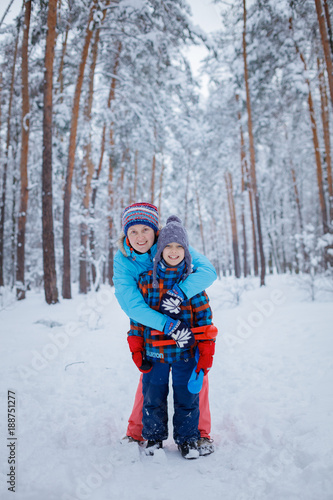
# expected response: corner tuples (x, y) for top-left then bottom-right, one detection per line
(162, 242), (185, 266)
(127, 224), (156, 253)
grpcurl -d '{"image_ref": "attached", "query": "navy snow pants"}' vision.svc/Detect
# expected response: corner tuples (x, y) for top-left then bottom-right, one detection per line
(141, 357), (200, 445)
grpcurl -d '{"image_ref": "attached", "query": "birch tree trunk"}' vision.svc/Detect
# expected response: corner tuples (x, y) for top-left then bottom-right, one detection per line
(243, 0), (265, 285)
(0, 26), (19, 287)
(62, 0), (99, 299)
(16, 0), (31, 300)
(42, 0), (59, 304)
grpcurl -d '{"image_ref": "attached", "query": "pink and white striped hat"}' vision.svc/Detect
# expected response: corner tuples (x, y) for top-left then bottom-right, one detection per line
(122, 202), (159, 236)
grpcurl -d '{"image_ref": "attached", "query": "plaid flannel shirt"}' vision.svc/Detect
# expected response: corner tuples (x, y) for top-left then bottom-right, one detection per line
(128, 259), (213, 364)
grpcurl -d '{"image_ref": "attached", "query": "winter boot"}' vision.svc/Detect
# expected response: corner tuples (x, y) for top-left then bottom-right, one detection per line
(178, 441), (199, 460)
(145, 440), (163, 456)
(121, 435), (145, 446)
(197, 437), (215, 456)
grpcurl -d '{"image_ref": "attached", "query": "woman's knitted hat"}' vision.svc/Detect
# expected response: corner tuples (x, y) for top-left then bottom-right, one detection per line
(122, 202), (159, 236)
(152, 215), (192, 287)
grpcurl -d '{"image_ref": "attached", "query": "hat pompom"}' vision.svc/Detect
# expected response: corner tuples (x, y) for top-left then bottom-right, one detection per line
(166, 215), (182, 225)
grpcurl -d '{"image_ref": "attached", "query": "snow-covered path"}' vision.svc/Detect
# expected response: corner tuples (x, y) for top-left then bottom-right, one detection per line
(1, 275), (333, 500)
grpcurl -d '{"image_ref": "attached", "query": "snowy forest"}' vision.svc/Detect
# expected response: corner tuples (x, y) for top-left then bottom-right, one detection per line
(0, 0), (333, 304)
(1, 2), (333, 499)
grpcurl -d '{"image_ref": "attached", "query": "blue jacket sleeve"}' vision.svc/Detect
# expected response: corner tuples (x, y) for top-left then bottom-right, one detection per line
(113, 252), (166, 331)
(179, 246), (217, 299)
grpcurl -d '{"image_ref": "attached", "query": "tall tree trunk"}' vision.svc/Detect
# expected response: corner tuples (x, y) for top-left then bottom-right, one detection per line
(194, 178), (205, 255)
(158, 156), (165, 217)
(184, 158), (191, 228)
(315, 0), (333, 108)
(290, 166), (307, 269)
(323, 0), (333, 55)
(62, 0), (99, 299)
(318, 56), (333, 228)
(222, 199), (232, 275)
(246, 161), (258, 276)
(90, 41), (121, 287)
(16, 0), (31, 300)
(225, 171), (241, 278)
(291, 167), (304, 233)
(243, 0), (265, 285)
(293, 33), (328, 233)
(11, 173), (18, 287)
(118, 148), (128, 210)
(133, 149), (138, 201)
(42, 0), (59, 304)
(107, 142), (114, 286)
(89, 125), (106, 286)
(240, 159), (248, 277)
(79, 29), (100, 294)
(306, 70), (328, 233)
(0, 26), (19, 287)
(150, 153), (156, 205)
(56, 26), (69, 100)
(236, 94), (248, 277)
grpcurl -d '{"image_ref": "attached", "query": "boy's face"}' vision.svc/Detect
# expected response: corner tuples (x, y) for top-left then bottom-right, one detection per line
(162, 242), (185, 267)
(127, 224), (155, 253)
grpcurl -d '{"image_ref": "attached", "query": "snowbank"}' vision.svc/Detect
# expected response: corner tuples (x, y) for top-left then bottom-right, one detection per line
(0, 275), (332, 500)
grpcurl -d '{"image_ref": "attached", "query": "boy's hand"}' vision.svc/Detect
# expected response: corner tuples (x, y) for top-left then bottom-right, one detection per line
(163, 317), (195, 349)
(128, 335), (152, 373)
(196, 340), (215, 375)
(132, 352), (153, 373)
(159, 284), (185, 318)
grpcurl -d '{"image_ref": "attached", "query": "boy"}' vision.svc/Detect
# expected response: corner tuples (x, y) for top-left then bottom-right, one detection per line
(127, 215), (216, 459)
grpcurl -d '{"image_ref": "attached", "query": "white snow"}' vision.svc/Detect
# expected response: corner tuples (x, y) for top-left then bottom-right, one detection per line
(0, 275), (333, 500)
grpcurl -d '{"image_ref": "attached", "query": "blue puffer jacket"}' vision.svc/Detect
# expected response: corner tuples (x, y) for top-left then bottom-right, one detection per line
(113, 234), (217, 332)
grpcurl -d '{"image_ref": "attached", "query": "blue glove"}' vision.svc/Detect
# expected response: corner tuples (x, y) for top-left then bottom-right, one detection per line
(164, 317), (195, 349)
(159, 284), (185, 318)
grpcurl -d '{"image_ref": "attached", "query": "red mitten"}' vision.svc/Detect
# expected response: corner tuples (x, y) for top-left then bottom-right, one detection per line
(127, 335), (152, 373)
(196, 340), (215, 376)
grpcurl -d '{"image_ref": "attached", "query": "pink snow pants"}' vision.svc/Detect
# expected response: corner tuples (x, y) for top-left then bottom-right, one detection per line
(126, 373), (211, 441)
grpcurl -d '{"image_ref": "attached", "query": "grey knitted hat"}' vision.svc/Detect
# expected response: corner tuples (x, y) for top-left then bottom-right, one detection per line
(152, 215), (192, 287)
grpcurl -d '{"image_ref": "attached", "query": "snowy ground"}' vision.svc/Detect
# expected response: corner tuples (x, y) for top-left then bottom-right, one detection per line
(0, 274), (333, 500)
